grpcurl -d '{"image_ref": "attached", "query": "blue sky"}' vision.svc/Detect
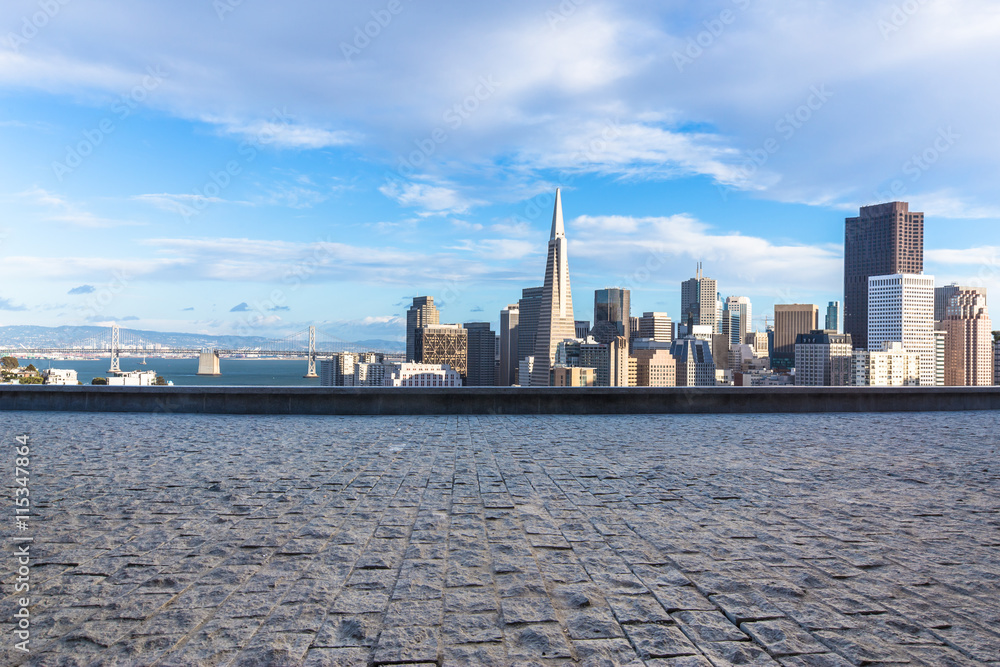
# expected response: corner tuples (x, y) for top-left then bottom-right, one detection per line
(1, 0), (998, 342)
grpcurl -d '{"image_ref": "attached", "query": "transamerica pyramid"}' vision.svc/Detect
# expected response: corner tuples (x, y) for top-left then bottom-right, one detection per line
(530, 188), (576, 387)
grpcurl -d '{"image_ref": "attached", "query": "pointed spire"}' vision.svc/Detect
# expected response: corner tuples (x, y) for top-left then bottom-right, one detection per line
(549, 188), (565, 240)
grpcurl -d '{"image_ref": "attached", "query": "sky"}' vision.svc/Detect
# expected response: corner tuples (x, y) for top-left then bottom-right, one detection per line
(1, 0), (999, 343)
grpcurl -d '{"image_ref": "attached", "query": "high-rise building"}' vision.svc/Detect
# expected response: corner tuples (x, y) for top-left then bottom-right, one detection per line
(853, 342), (920, 386)
(844, 202), (924, 351)
(518, 356), (535, 387)
(935, 284), (987, 323)
(594, 288), (630, 337)
(794, 331), (853, 386)
(498, 305), (519, 386)
(721, 310), (741, 347)
(574, 320), (590, 339)
(414, 324), (468, 380)
(772, 304), (819, 369)
(670, 337), (716, 386)
(724, 297), (752, 344)
(934, 329), (946, 386)
(826, 301), (840, 333)
(517, 287), (543, 363)
(406, 296), (440, 362)
(319, 353), (358, 387)
(638, 312), (673, 342)
(941, 290), (993, 386)
(745, 331), (769, 358)
(680, 264), (719, 333)
(463, 322), (496, 387)
(868, 273), (935, 385)
(994, 337), (1000, 386)
(531, 189), (576, 387)
(551, 366), (596, 387)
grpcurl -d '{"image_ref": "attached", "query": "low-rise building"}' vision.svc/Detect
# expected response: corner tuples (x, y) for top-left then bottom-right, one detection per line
(42, 368), (78, 385)
(384, 363), (462, 387)
(632, 349), (676, 387)
(551, 366), (596, 387)
(106, 370), (158, 386)
(794, 331), (853, 386)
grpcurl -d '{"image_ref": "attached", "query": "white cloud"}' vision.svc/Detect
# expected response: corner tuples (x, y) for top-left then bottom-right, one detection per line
(379, 181), (478, 215)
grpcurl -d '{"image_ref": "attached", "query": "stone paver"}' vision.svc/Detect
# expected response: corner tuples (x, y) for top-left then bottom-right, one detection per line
(1, 411), (999, 665)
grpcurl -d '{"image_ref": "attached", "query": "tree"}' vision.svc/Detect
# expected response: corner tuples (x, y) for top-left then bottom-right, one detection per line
(154, 375), (167, 386)
(1, 357), (17, 370)
(994, 331), (1000, 343)
(91, 377), (108, 385)
(19, 376), (43, 385)
(24, 364), (37, 373)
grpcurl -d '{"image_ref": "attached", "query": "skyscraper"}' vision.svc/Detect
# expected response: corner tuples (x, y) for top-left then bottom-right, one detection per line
(498, 304), (519, 386)
(724, 296), (752, 344)
(680, 264), (719, 333)
(531, 189), (576, 387)
(844, 202), (924, 350)
(941, 290), (993, 386)
(516, 287), (543, 363)
(463, 322), (496, 387)
(414, 324), (468, 379)
(773, 304), (819, 369)
(594, 288), (630, 337)
(406, 296), (439, 362)
(638, 312), (673, 342)
(934, 284), (987, 323)
(825, 301), (840, 333)
(868, 273), (935, 385)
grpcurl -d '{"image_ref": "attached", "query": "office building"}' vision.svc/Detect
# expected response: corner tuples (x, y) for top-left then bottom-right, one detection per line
(680, 263), (719, 333)
(594, 288), (630, 337)
(406, 296), (440, 362)
(853, 342), (919, 386)
(724, 296), (752, 344)
(794, 331), (853, 386)
(531, 189), (577, 386)
(579, 337), (629, 387)
(995, 338), (1000, 386)
(844, 202), (924, 351)
(464, 322), (496, 387)
(745, 331), (769, 358)
(933, 329), (946, 386)
(670, 336), (716, 386)
(551, 366), (596, 387)
(941, 290), (993, 386)
(385, 363), (462, 387)
(720, 310), (741, 347)
(773, 304), (819, 369)
(826, 301), (840, 333)
(414, 324), (468, 379)
(710, 334), (730, 371)
(574, 320), (590, 339)
(633, 348), (676, 387)
(517, 287), (543, 363)
(498, 304), (519, 386)
(319, 353), (358, 387)
(638, 312), (672, 342)
(518, 356), (535, 387)
(935, 284), (987, 323)
(868, 273), (935, 385)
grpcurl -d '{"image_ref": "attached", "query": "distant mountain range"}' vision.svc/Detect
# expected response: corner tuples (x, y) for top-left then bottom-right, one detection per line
(0, 325), (405, 353)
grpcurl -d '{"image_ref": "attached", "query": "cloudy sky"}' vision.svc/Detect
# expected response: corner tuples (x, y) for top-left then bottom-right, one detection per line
(1, 0), (998, 342)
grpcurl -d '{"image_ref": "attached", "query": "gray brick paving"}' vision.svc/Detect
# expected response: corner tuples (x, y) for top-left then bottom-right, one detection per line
(1, 411), (999, 665)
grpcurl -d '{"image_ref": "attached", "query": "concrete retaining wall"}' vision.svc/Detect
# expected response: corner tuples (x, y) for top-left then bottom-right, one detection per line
(2, 385), (1000, 415)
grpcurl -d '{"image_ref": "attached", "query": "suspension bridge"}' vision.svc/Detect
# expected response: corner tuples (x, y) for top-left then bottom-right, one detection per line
(0, 324), (398, 378)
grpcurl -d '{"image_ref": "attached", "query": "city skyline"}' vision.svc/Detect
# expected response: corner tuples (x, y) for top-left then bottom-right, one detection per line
(1, 2), (999, 342)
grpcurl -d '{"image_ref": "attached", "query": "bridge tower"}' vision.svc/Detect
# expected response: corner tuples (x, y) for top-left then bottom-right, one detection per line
(304, 326), (318, 378)
(108, 323), (121, 374)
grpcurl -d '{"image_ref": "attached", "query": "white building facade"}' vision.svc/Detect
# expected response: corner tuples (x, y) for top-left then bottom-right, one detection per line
(853, 342), (920, 386)
(868, 273), (935, 385)
(385, 363), (462, 387)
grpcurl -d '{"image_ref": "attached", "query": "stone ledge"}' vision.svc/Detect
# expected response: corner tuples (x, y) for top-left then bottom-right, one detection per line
(2, 385), (1000, 414)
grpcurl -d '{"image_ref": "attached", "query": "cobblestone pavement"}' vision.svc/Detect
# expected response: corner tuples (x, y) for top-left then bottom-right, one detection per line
(2, 411), (999, 666)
